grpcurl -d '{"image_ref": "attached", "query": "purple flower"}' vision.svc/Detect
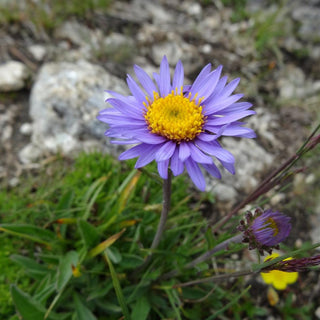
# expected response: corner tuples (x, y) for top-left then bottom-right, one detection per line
(262, 254), (320, 273)
(238, 208), (291, 254)
(98, 56), (256, 191)
(252, 209), (291, 246)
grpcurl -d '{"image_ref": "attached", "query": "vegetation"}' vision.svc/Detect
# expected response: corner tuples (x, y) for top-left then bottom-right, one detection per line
(1, 149), (319, 319)
(0, 0), (112, 31)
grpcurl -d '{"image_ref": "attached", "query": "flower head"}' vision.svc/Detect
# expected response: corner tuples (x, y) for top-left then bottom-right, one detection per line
(261, 253), (298, 290)
(98, 56), (256, 190)
(238, 208), (291, 254)
(262, 254), (320, 273)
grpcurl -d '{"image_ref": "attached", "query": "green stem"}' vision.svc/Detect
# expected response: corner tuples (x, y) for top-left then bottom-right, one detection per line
(138, 171), (172, 270)
(150, 171), (172, 251)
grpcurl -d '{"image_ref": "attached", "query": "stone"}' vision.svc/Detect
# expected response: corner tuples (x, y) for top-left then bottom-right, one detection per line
(26, 60), (127, 163)
(28, 44), (47, 61)
(19, 143), (42, 164)
(19, 123), (33, 136)
(207, 137), (274, 202)
(0, 61), (29, 92)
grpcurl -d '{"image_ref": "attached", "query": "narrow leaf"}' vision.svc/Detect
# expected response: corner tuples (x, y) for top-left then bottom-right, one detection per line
(73, 293), (97, 320)
(56, 251), (79, 291)
(57, 190), (74, 211)
(88, 229), (125, 258)
(131, 296), (151, 320)
(206, 286), (251, 320)
(11, 254), (49, 280)
(0, 224), (55, 246)
(11, 285), (47, 320)
(78, 219), (101, 250)
(104, 252), (131, 320)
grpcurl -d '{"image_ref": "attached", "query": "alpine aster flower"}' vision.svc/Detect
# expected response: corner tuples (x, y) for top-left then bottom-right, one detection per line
(261, 253), (298, 290)
(98, 56), (256, 190)
(238, 208), (291, 254)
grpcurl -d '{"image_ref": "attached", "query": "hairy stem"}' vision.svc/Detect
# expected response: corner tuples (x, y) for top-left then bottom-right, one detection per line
(162, 234), (243, 280)
(141, 171), (172, 269)
(212, 123), (320, 233)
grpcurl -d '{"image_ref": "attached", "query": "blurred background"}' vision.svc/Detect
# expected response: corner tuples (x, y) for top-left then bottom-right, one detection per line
(1, 0), (320, 318)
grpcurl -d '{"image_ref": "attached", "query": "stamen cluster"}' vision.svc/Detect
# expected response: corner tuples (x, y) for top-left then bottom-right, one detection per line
(144, 91), (205, 142)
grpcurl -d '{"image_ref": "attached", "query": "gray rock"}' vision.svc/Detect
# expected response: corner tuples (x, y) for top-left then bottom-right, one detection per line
(292, 2), (320, 42)
(0, 61), (29, 92)
(23, 60), (127, 163)
(19, 143), (42, 164)
(278, 64), (320, 100)
(19, 123), (33, 136)
(207, 137), (274, 203)
(28, 44), (47, 61)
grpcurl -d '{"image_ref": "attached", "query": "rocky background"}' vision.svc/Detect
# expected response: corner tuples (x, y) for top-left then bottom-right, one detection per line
(1, 0), (320, 315)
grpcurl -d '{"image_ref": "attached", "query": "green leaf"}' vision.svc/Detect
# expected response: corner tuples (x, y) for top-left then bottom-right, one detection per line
(131, 296), (151, 320)
(73, 293), (97, 320)
(88, 229), (125, 258)
(10, 254), (49, 280)
(83, 176), (108, 220)
(104, 252), (131, 320)
(57, 190), (74, 211)
(11, 285), (47, 320)
(105, 247), (122, 264)
(78, 219), (100, 250)
(0, 224), (55, 246)
(56, 251), (79, 291)
(206, 286), (251, 320)
(120, 254), (144, 269)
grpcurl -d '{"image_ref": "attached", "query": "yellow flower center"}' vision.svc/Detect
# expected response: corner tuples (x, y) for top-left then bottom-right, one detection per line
(266, 218), (279, 236)
(257, 218), (279, 236)
(144, 91), (205, 142)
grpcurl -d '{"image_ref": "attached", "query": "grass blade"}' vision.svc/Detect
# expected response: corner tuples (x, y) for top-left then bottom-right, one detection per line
(104, 251), (131, 320)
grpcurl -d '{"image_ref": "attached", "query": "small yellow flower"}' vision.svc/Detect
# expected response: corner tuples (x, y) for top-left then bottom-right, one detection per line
(261, 253), (298, 290)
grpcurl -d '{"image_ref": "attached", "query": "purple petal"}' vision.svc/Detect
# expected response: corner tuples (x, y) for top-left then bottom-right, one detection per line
(110, 139), (140, 145)
(134, 130), (167, 144)
(203, 76), (228, 104)
(98, 108), (121, 116)
(220, 125), (256, 138)
(188, 143), (213, 164)
(206, 110), (256, 125)
(106, 98), (144, 119)
(185, 158), (206, 191)
(197, 127), (226, 141)
(219, 102), (253, 115)
(191, 66), (222, 100)
(178, 141), (191, 162)
(171, 148), (184, 176)
(190, 63), (212, 93)
(135, 144), (162, 168)
(158, 160), (170, 179)
(159, 56), (171, 97)
(196, 139), (235, 163)
(119, 144), (149, 160)
(134, 65), (158, 97)
(202, 162), (221, 179)
(219, 78), (240, 98)
(127, 75), (147, 104)
(172, 60), (184, 93)
(153, 72), (160, 88)
(155, 140), (176, 161)
(204, 94), (244, 115)
(219, 159), (235, 174)
(98, 115), (145, 127)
